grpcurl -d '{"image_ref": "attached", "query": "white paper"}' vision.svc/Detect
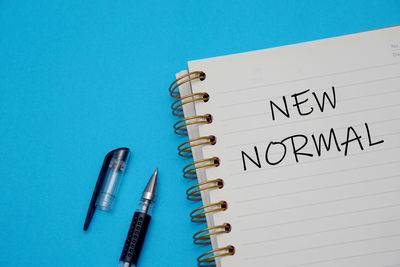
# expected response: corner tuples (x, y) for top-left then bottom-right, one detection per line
(186, 26), (400, 267)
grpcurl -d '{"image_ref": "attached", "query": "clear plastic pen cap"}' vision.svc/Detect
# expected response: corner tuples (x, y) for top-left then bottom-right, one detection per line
(96, 148), (130, 211)
(83, 147), (130, 231)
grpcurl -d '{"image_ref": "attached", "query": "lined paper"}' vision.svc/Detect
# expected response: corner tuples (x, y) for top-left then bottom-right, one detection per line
(186, 26), (400, 267)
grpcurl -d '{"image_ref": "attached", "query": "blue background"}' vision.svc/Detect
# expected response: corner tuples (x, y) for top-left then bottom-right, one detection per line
(0, 1), (399, 266)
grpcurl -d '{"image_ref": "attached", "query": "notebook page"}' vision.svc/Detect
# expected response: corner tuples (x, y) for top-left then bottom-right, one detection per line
(187, 26), (400, 267)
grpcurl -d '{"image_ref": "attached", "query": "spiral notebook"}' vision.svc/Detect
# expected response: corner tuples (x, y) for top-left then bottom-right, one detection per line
(169, 25), (400, 267)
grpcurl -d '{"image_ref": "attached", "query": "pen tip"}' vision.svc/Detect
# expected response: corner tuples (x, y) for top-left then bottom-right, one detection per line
(142, 168), (158, 200)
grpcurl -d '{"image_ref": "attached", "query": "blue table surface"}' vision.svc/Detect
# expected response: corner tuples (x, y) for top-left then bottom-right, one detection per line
(0, 1), (399, 266)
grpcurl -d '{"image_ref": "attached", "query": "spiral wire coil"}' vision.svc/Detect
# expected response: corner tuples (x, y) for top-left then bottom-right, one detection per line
(186, 179), (223, 201)
(169, 71), (234, 266)
(173, 114), (213, 135)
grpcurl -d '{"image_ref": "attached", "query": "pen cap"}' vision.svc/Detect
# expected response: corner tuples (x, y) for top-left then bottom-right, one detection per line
(95, 148), (130, 211)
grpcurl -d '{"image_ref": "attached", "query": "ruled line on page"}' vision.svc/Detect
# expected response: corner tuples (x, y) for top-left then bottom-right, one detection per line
(226, 130), (400, 163)
(296, 249), (400, 266)
(237, 189), (400, 218)
(242, 218), (400, 246)
(237, 174), (399, 204)
(225, 116), (400, 149)
(245, 233), (400, 261)
(231, 160), (400, 191)
(229, 145), (400, 178)
(218, 74), (400, 109)
(223, 102), (400, 136)
(340, 88), (400, 104)
(241, 203), (400, 232)
(218, 61), (400, 95)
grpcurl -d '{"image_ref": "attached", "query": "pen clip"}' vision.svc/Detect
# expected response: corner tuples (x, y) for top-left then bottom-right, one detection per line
(83, 148), (129, 231)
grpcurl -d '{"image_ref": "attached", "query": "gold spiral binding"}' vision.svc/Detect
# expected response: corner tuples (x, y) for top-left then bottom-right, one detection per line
(186, 179), (223, 201)
(197, 245), (235, 267)
(173, 114), (213, 135)
(169, 71), (235, 265)
(178, 136), (216, 157)
(171, 92), (210, 116)
(183, 157), (220, 179)
(190, 201), (227, 223)
(193, 223), (231, 245)
(169, 71), (206, 98)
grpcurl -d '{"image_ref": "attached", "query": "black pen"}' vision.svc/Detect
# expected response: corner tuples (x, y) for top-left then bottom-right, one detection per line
(119, 168), (158, 267)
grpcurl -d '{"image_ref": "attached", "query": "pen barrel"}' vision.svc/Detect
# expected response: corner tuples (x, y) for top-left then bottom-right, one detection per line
(119, 212), (151, 265)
